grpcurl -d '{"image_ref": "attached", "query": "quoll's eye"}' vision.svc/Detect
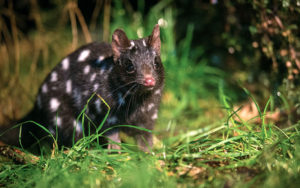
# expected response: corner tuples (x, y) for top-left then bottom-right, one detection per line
(125, 60), (135, 73)
(154, 57), (160, 70)
(154, 62), (159, 69)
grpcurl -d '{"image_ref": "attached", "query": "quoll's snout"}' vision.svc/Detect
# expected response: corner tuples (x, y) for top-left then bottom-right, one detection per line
(144, 76), (156, 87)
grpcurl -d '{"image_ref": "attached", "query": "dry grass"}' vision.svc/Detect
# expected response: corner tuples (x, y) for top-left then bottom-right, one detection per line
(0, 1), (109, 125)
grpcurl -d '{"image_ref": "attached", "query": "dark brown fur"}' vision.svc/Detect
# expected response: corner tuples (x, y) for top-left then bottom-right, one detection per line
(0, 25), (164, 152)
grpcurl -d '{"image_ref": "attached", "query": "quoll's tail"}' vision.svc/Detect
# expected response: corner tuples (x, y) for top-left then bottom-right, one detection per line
(0, 108), (54, 152)
(0, 109), (37, 147)
(0, 121), (21, 147)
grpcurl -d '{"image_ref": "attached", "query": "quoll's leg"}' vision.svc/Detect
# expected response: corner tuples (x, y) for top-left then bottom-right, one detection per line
(106, 129), (121, 151)
(135, 131), (153, 152)
(125, 118), (155, 152)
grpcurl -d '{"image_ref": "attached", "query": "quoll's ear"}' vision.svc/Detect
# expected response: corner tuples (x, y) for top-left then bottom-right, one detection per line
(148, 24), (161, 55)
(111, 29), (131, 60)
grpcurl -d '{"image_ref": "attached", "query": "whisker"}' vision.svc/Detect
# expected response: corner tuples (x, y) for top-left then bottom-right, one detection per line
(105, 80), (137, 98)
(110, 81), (136, 93)
(126, 91), (136, 122)
(116, 83), (137, 111)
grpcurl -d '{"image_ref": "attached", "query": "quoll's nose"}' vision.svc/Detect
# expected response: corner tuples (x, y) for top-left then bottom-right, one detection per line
(144, 76), (156, 87)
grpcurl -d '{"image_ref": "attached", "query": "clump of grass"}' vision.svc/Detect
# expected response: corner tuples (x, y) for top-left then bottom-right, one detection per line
(1, 89), (299, 187)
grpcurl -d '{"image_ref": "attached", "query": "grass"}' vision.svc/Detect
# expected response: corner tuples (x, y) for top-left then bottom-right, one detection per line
(1, 1), (300, 187)
(1, 101), (299, 187)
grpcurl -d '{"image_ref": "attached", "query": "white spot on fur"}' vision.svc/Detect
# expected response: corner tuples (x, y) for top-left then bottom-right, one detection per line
(147, 103), (155, 111)
(142, 39), (146, 47)
(93, 84), (99, 91)
(50, 71), (58, 82)
(54, 116), (62, 127)
(154, 89), (161, 95)
(66, 79), (72, 94)
(83, 90), (89, 96)
(100, 68), (105, 75)
(73, 88), (82, 108)
(129, 41), (135, 49)
(107, 116), (117, 124)
(118, 93), (125, 106)
(151, 112), (158, 120)
(84, 65), (90, 74)
(42, 84), (48, 93)
(98, 56), (104, 62)
(78, 50), (90, 62)
(90, 73), (96, 82)
(95, 99), (101, 113)
(108, 66), (113, 73)
(50, 98), (60, 112)
(141, 107), (145, 112)
(62, 58), (69, 70)
(73, 120), (83, 134)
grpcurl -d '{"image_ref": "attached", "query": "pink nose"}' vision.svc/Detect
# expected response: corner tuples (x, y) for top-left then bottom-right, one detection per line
(144, 77), (156, 87)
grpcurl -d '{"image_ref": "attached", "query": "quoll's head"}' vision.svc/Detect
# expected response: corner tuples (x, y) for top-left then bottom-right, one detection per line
(111, 24), (164, 93)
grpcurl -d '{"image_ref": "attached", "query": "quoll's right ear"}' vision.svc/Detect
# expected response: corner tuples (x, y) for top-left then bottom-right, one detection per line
(111, 29), (131, 60)
(148, 24), (161, 56)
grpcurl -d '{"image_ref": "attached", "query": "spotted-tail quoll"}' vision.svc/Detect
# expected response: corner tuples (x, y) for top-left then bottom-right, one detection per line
(0, 24), (164, 152)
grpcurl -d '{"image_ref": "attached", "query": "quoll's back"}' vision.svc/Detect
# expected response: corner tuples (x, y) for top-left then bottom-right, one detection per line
(1, 25), (164, 152)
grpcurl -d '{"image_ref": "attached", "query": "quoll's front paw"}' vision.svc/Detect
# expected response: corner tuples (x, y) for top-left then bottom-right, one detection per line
(107, 143), (121, 150)
(107, 143), (121, 153)
(136, 134), (153, 153)
(107, 130), (121, 153)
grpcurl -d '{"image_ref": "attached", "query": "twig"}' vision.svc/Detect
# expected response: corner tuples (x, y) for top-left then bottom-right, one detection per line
(68, 2), (78, 50)
(289, 45), (300, 70)
(8, 1), (20, 81)
(74, 6), (92, 43)
(0, 17), (12, 68)
(103, 0), (111, 42)
(122, 0), (134, 15)
(29, 0), (44, 32)
(273, 14), (300, 70)
(0, 145), (39, 164)
(90, 0), (103, 31)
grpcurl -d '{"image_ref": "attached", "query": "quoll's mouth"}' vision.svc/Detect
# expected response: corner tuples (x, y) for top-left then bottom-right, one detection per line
(145, 86), (155, 91)
(137, 83), (155, 92)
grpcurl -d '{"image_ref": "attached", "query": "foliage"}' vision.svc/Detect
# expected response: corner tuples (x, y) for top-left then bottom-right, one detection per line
(221, 0), (300, 111)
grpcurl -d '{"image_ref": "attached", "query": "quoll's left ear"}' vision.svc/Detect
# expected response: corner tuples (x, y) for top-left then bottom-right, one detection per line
(148, 24), (161, 56)
(112, 29), (131, 61)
